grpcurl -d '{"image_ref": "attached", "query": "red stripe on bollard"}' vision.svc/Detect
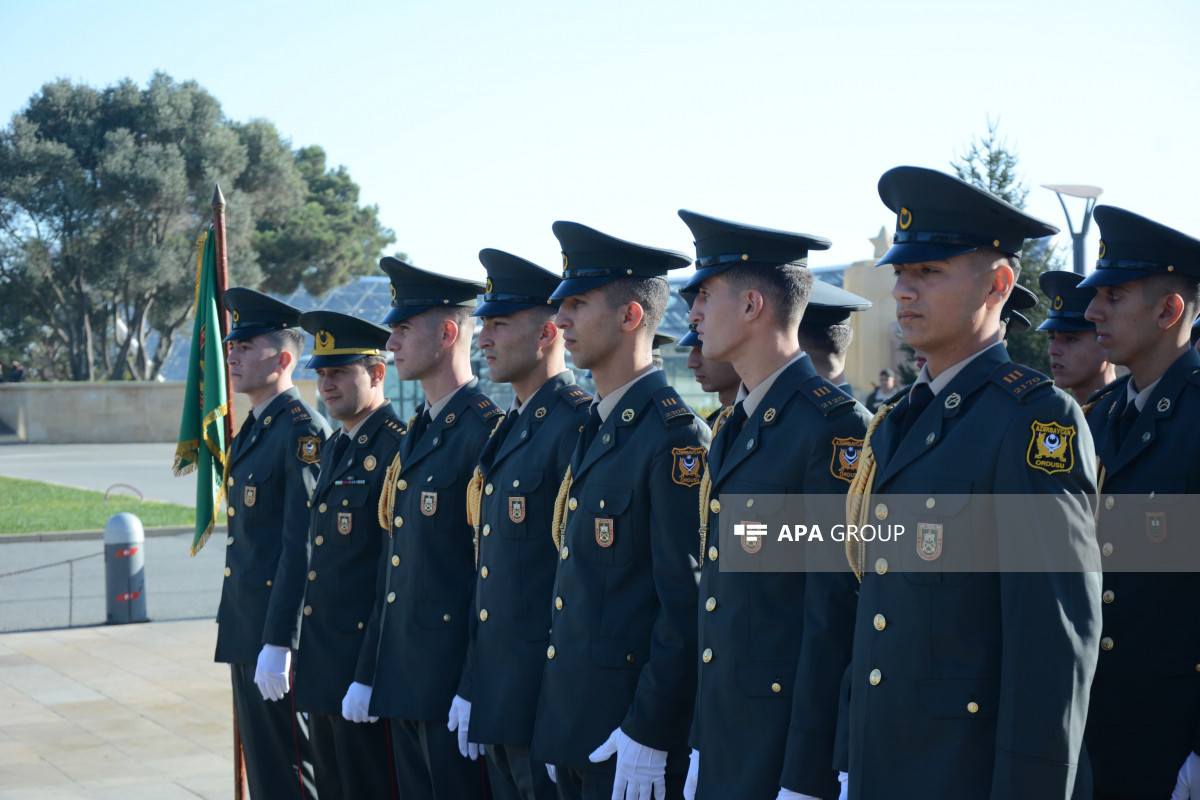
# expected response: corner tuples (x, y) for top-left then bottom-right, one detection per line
(114, 547), (140, 558)
(114, 591), (142, 602)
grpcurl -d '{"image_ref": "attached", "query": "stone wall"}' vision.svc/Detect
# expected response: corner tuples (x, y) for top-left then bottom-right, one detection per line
(0, 380), (321, 444)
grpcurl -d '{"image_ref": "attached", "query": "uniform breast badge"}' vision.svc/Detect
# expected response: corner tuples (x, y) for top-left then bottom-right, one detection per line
(1146, 511), (1167, 543)
(1027, 421), (1076, 475)
(509, 496), (526, 523)
(297, 437), (321, 464)
(337, 512), (352, 535)
(671, 447), (706, 487)
(917, 522), (943, 561)
(830, 437), (865, 483)
(244, 486), (257, 507)
(595, 518), (614, 547)
(421, 491), (438, 516)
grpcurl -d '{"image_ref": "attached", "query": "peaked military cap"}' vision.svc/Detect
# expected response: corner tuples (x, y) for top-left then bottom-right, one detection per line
(222, 288), (302, 342)
(802, 281), (872, 326)
(876, 166), (1058, 266)
(1078, 206), (1200, 288)
(678, 209), (831, 292)
(1037, 270), (1095, 332)
(379, 257), (485, 324)
(549, 221), (692, 300)
(652, 332), (677, 357)
(999, 284), (1038, 335)
(678, 323), (701, 348)
(472, 249), (561, 317)
(299, 310), (390, 369)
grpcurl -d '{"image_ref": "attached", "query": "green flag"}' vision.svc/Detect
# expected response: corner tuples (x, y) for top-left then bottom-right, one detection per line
(173, 229), (229, 555)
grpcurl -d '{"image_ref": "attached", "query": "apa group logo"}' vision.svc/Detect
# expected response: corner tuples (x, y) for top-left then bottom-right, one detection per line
(733, 522), (768, 553)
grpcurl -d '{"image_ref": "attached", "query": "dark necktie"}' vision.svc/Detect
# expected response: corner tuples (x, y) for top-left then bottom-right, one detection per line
(409, 409), (431, 443)
(329, 432), (351, 466)
(1115, 398), (1140, 444)
(495, 408), (520, 445)
(232, 412), (255, 458)
(573, 407), (602, 466)
(709, 402), (746, 469)
(896, 383), (934, 440)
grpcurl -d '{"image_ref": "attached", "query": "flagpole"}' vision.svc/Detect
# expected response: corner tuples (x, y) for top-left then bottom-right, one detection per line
(211, 185), (235, 443)
(211, 184), (246, 800)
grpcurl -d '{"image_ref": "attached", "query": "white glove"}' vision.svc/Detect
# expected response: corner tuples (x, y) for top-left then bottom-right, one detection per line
(588, 727), (667, 800)
(776, 789), (821, 800)
(684, 749), (698, 800)
(546, 764), (557, 784)
(839, 771), (848, 800)
(446, 695), (479, 760)
(341, 681), (378, 723)
(253, 644), (291, 701)
(1172, 752), (1200, 800)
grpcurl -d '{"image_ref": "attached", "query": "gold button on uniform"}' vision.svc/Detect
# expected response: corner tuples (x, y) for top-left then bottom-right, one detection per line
(1105, 496), (1114, 510)
(303, 605), (312, 616)
(228, 476), (234, 487)
(568, 498), (578, 510)
(925, 497), (936, 509)
(224, 567), (231, 577)
(358, 622), (365, 629)
(479, 609), (488, 621)
(1102, 590), (1114, 604)
(319, 503), (328, 513)
(308, 571), (316, 581)
(392, 555), (400, 567)
(626, 653), (635, 663)
(875, 503), (888, 520)
(547, 646), (556, 659)
(1102, 543), (1113, 557)
(443, 614), (452, 622)
(702, 648), (713, 663)
(561, 546), (569, 560)
(967, 702), (979, 714)
(708, 546), (718, 562)
(387, 592), (396, 604)
(481, 566), (489, 578)
(869, 669), (881, 685)
(483, 524), (491, 536)
(599, 500), (605, 509)
(342, 499), (349, 506)
(705, 597), (716, 612)
(227, 536), (234, 546)
(555, 597), (563, 610)
(873, 614), (886, 630)
(485, 483), (493, 496)
(395, 516), (404, 528)
(315, 535), (324, 546)
(771, 682), (782, 693)
(1101, 636), (1113, 651)
(875, 558), (888, 575)
(710, 499), (721, 514)
(266, 580), (272, 587)
(397, 479), (407, 490)
(513, 479), (520, 488)
(227, 507), (236, 518)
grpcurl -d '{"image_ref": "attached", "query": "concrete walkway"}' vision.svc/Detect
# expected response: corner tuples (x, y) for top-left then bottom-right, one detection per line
(0, 618), (232, 799)
(0, 443), (198, 507)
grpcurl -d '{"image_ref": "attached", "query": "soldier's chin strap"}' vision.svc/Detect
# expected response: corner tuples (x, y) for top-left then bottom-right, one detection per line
(845, 400), (901, 582)
(696, 405), (736, 565)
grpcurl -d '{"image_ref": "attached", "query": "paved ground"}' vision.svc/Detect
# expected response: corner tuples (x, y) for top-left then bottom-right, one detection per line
(0, 442), (197, 507)
(0, 618), (233, 799)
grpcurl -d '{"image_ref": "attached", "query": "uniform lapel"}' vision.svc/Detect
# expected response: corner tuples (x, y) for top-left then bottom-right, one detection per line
(403, 379), (479, 473)
(1103, 349), (1200, 478)
(713, 357), (815, 487)
(489, 374), (573, 471)
(316, 405), (390, 494)
(573, 371), (662, 481)
(229, 388), (296, 467)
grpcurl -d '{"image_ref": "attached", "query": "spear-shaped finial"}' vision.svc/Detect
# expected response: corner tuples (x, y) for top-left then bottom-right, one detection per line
(211, 184), (225, 209)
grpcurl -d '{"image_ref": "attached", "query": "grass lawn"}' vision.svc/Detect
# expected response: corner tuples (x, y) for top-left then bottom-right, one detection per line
(0, 475), (224, 534)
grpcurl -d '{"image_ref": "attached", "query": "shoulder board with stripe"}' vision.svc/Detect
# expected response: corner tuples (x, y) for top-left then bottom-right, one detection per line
(652, 385), (695, 426)
(800, 375), (856, 416)
(381, 416), (406, 439)
(989, 363), (1052, 403)
(557, 384), (594, 408)
(287, 401), (312, 424)
(469, 394), (504, 421)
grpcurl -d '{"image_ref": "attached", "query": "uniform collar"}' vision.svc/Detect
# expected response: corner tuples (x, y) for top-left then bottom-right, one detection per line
(742, 351), (805, 418)
(425, 380), (472, 421)
(595, 367), (657, 422)
(917, 342), (1006, 397)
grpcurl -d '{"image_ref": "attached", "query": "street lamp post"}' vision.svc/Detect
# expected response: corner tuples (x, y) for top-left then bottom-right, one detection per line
(1041, 184), (1103, 275)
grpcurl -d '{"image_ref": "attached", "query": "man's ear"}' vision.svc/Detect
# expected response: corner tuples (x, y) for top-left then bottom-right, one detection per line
(619, 301), (645, 332)
(984, 261), (1015, 309)
(1158, 292), (1187, 331)
(538, 319), (560, 349)
(742, 288), (765, 322)
(368, 361), (387, 387)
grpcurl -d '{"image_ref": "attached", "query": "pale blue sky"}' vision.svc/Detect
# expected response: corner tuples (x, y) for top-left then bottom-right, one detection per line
(2, 0), (1197, 280)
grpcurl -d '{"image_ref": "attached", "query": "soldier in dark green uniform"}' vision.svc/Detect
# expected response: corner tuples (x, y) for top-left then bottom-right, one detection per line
(1077, 207), (1200, 800)
(674, 211), (870, 800)
(453, 249), (592, 800)
(836, 166), (1101, 799)
(292, 310), (404, 800)
(217, 288), (329, 800)
(357, 259), (498, 799)
(1038, 270), (1117, 402)
(797, 281), (873, 397)
(530, 221), (710, 800)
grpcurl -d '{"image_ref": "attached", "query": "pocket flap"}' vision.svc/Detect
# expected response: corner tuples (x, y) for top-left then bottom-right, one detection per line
(589, 637), (643, 669)
(916, 678), (999, 719)
(581, 486), (633, 516)
(736, 660), (794, 698)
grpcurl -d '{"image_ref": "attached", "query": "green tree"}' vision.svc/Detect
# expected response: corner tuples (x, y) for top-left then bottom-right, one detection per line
(0, 72), (394, 381)
(951, 118), (1065, 375)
